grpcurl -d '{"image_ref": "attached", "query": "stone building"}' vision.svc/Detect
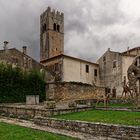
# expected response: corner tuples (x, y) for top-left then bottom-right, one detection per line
(40, 7), (140, 96)
(40, 7), (140, 98)
(40, 7), (100, 86)
(1, 7), (140, 99)
(40, 6), (64, 60)
(41, 54), (100, 85)
(0, 41), (46, 72)
(97, 47), (140, 96)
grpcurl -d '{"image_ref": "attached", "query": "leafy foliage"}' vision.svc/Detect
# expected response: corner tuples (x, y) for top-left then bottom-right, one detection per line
(0, 63), (46, 103)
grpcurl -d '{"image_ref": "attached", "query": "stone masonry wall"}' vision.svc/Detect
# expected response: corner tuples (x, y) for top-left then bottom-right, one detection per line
(47, 82), (105, 102)
(34, 117), (140, 140)
(0, 105), (93, 118)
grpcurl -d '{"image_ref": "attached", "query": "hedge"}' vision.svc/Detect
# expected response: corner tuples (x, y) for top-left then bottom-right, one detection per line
(0, 63), (46, 103)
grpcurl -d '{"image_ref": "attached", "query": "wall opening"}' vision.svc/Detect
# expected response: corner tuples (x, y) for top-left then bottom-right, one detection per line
(53, 23), (56, 31)
(86, 65), (89, 73)
(113, 61), (117, 68)
(54, 63), (59, 71)
(94, 69), (97, 76)
(57, 25), (60, 32)
(42, 24), (47, 32)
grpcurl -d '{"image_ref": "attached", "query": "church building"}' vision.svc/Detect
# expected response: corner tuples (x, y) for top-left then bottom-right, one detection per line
(40, 7), (140, 97)
(40, 7), (100, 86)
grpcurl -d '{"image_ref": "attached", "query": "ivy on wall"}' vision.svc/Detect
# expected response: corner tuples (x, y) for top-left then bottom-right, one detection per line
(0, 63), (46, 103)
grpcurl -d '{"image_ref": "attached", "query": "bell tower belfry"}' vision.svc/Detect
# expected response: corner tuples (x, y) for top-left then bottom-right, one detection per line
(40, 7), (64, 61)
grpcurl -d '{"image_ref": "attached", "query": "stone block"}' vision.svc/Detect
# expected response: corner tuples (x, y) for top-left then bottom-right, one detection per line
(44, 101), (56, 109)
(68, 101), (77, 108)
(26, 95), (39, 105)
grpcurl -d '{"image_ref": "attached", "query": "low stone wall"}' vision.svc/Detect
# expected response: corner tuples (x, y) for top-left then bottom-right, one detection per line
(0, 105), (93, 118)
(47, 82), (105, 102)
(75, 98), (130, 105)
(34, 117), (140, 140)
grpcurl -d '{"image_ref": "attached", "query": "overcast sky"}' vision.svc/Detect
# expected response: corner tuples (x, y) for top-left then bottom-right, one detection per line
(0, 0), (140, 62)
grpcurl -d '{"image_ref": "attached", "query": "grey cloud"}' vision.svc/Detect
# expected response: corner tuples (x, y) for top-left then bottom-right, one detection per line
(0, 0), (140, 63)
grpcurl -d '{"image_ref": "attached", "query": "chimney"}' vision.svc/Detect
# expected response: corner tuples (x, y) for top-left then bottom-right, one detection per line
(22, 46), (27, 54)
(127, 47), (130, 55)
(108, 48), (110, 51)
(127, 47), (129, 51)
(3, 41), (9, 50)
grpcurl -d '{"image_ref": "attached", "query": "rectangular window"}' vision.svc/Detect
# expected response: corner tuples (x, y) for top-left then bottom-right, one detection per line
(54, 63), (59, 71)
(94, 69), (97, 76)
(113, 61), (116, 68)
(86, 65), (89, 73)
(103, 56), (106, 61)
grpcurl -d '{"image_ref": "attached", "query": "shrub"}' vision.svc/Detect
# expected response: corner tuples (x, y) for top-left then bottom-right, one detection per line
(0, 62), (46, 103)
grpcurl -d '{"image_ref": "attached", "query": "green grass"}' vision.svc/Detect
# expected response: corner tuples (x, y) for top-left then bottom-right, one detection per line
(56, 110), (140, 126)
(0, 122), (76, 140)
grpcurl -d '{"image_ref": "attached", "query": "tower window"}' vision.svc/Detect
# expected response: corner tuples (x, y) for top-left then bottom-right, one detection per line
(113, 61), (117, 68)
(53, 23), (56, 31)
(57, 25), (60, 32)
(44, 24), (46, 31)
(86, 65), (89, 73)
(42, 24), (46, 32)
(94, 69), (97, 76)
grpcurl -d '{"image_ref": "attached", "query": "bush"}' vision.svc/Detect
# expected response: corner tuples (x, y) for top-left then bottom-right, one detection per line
(0, 63), (46, 103)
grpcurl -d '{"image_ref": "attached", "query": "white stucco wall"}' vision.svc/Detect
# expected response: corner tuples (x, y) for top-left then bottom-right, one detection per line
(127, 49), (140, 56)
(63, 57), (100, 86)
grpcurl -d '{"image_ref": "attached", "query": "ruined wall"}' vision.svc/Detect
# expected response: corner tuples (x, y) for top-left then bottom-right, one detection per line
(47, 82), (105, 102)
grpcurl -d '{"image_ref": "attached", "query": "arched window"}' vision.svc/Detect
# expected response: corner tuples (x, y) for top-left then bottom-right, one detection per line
(57, 25), (60, 32)
(53, 23), (56, 31)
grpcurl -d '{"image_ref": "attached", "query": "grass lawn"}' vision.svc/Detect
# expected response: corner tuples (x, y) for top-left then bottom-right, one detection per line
(56, 110), (140, 126)
(0, 122), (76, 140)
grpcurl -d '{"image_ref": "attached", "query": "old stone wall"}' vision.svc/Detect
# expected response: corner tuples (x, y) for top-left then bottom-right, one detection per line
(34, 117), (140, 140)
(0, 105), (93, 118)
(47, 82), (105, 102)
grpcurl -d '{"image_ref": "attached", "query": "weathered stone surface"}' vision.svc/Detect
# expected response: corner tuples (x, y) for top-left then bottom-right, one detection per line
(40, 7), (64, 61)
(47, 82), (105, 102)
(68, 101), (77, 108)
(44, 101), (56, 109)
(34, 117), (140, 140)
(26, 95), (39, 105)
(0, 104), (93, 118)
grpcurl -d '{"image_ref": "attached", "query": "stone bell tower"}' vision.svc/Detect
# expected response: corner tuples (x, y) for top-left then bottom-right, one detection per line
(40, 7), (64, 61)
